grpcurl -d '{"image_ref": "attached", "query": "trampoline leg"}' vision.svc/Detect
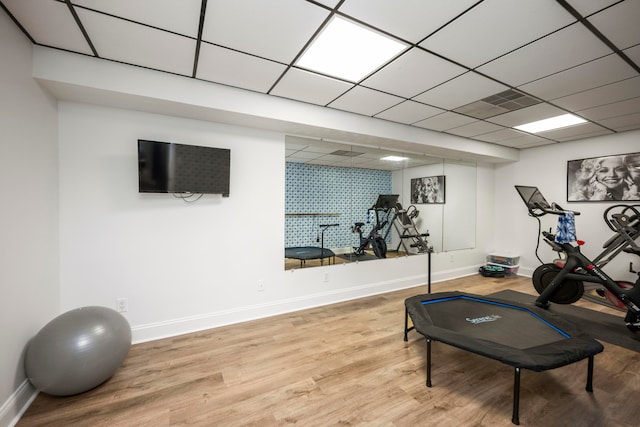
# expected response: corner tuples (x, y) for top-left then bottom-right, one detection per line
(586, 355), (594, 392)
(404, 308), (408, 341)
(403, 307), (414, 341)
(427, 251), (432, 294)
(425, 338), (432, 387)
(512, 367), (520, 425)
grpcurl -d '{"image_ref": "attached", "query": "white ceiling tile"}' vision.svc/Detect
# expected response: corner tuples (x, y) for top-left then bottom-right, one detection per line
(565, 0), (620, 17)
(328, 86), (403, 116)
(202, 0), (329, 64)
(495, 134), (551, 148)
(75, 9), (195, 76)
(374, 100), (443, 124)
(196, 43), (286, 93)
(625, 43), (640, 64)
(338, 0), (478, 43)
(285, 136), (352, 154)
(555, 130), (614, 141)
(313, 0), (341, 8)
(413, 72), (509, 110)
(363, 48), (466, 98)
(320, 154), (356, 163)
(577, 97), (640, 121)
(413, 112), (476, 132)
(487, 103), (569, 127)
(72, 0), (202, 38)
(472, 128), (530, 143)
(477, 23), (612, 87)
(519, 54), (637, 101)
(270, 68), (353, 106)
(287, 151), (324, 161)
(598, 111), (640, 132)
(3, 0), (93, 54)
(553, 77), (640, 111)
(540, 123), (613, 141)
(588, 1), (640, 49)
(446, 121), (505, 138)
(421, 0), (575, 68)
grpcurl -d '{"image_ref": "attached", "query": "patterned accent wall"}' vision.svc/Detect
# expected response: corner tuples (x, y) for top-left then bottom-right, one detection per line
(285, 162), (392, 251)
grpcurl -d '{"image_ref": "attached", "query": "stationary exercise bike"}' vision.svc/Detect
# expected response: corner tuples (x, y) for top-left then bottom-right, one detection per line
(352, 194), (398, 259)
(516, 185), (640, 334)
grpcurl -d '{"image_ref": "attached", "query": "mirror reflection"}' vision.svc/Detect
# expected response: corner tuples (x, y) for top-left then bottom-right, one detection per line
(284, 136), (476, 270)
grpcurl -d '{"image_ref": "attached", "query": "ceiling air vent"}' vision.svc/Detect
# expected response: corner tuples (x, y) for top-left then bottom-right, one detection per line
(453, 89), (541, 119)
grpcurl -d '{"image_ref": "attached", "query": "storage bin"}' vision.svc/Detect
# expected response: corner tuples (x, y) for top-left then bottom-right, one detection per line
(487, 253), (520, 266)
(487, 262), (519, 276)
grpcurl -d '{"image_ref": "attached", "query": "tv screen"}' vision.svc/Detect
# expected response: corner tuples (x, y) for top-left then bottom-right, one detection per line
(138, 140), (230, 196)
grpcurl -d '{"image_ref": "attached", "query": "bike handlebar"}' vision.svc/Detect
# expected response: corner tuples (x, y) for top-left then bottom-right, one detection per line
(531, 202), (581, 216)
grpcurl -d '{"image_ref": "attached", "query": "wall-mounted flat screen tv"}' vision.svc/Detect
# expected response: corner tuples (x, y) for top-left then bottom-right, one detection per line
(138, 140), (230, 196)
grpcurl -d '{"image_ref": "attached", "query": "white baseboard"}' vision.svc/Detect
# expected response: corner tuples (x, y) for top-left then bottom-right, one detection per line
(517, 266), (534, 277)
(0, 380), (37, 427)
(131, 274), (423, 343)
(431, 264), (483, 283)
(131, 266), (478, 344)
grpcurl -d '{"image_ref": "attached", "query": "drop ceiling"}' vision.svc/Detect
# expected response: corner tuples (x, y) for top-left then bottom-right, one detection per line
(285, 135), (447, 171)
(2, 0), (640, 153)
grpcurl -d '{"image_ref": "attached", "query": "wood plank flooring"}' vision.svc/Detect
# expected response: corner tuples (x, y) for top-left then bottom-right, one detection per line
(17, 275), (640, 427)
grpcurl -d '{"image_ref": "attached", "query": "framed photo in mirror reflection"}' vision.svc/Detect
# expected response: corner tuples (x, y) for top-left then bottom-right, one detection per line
(411, 175), (445, 204)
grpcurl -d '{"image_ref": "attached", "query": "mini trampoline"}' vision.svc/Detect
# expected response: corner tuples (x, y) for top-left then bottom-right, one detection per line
(404, 291), (604, 425)
(285, 246), (335, 267)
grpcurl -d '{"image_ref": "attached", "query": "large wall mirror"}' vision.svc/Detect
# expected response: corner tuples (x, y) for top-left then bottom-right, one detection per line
(284, 135), (476, 270)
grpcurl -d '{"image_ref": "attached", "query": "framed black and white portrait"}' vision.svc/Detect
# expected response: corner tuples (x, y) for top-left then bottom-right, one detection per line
(567, 152), (640, 202)
(411, 175), (445, 204)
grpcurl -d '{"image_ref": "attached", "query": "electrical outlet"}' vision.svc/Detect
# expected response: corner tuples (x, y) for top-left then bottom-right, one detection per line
(116, 298), (128, 313)
(257, 280), (265, 292)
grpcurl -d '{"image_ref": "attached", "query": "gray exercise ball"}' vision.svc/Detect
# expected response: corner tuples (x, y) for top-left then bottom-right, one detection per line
(24, 306), (131, 396)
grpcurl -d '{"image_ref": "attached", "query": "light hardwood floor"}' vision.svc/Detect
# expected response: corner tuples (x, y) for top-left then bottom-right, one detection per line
(17, 275), (640, 427)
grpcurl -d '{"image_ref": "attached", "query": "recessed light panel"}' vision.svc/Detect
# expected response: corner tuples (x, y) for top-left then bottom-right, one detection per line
(296, 16), (407, 82)
(514, 114), (587, 133)
(381, 156), (408, 161)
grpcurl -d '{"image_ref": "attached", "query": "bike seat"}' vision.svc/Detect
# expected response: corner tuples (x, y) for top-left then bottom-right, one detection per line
(354, 222), (365, 227)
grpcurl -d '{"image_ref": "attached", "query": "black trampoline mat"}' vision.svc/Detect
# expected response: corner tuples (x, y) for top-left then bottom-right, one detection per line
(406, 292), (604, 371)
(422, 296), (568, 350)
(491, 290), (640, 353)
(285, 247), (334, 260)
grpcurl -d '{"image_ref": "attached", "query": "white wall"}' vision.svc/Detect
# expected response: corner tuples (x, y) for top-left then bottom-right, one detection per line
(58, 103), (285, 335)
(494, 130), (640, 281)
(0, 11), (59, 426)
(57, 103), (494, 345)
